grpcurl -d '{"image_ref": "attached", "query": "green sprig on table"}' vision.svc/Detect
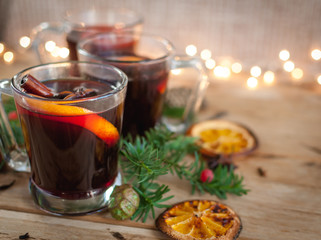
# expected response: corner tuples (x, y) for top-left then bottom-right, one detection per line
(119, 125), (249, 222)
(2, 96), (24, 146)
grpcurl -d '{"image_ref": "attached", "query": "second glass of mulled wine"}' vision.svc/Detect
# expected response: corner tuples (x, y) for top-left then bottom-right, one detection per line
(3, 61), (127, 215)
(78, 32), (209, 136)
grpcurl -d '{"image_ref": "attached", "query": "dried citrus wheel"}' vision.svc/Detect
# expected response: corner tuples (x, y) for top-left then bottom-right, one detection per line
(187, 120), (258, 157)
(156, 200), (242, 240)
(24, 97), (119, 146)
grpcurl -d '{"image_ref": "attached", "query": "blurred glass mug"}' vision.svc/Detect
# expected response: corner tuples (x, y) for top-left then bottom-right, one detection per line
(0, 92), (28, 171)
(0, 61), (127, 215)
(77, 32), (209, 136)
(31, 7), (143, 63)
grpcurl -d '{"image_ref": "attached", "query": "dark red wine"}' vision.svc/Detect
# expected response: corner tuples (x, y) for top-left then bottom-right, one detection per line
(99, 53), (169, 137)
(17, 79), (123, 199)
(66, 25), (133, 61)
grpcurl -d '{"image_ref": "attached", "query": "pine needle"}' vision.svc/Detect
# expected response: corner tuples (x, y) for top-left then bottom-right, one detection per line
(119, 125), (249, 222)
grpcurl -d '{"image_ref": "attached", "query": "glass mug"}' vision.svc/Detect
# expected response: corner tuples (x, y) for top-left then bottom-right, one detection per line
(77, 32), (209, 136)
(31, 7), (143, 63)
(0, 61), (127, 215)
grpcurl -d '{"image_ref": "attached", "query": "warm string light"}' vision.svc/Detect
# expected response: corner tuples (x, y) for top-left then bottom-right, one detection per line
(213, 66), (231, 78)
(58, 47), (70, 58)
(1, 35), (31, 64)
(263, 71), (275, 85)
(0, 43), (4, 54)
(205, 59), (216, 69)
(185, 44), (197, 56)
(1, 42), (15, 64)
(43, 40), (69, 58)
(279, 49), (290, 61)
(278, 49), (306, 82)
(311, 49), (321, 61)
(2, 37), (319, 85)
(184, 46), (277, 88)
(247, 77), (258, 89)
(317, 75), (321, 85)
(283, 61), (295, 72)
(3, 51), (14, 63)
(200, 49), (211, 60)
(45, 41), (56, 52)
(19, 36), (31, 48)
(231, 62), (242, 73)
(250, 66), (262, 77)
(291, 68), (304, 80)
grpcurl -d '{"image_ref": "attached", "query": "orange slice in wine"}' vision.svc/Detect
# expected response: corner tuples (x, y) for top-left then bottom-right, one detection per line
(156, 200), (242, 240)
(24, 98), (119, 146)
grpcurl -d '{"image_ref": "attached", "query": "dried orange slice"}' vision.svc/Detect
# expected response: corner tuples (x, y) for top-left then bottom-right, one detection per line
(187, 120), (258, 157)
(156, 200), (242, 240)
(24, 98), (119, 146)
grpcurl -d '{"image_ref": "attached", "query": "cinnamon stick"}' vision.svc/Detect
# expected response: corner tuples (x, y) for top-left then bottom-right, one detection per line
(20, 74), (54, 98)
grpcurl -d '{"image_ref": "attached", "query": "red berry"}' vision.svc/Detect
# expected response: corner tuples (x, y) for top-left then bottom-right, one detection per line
(200, 169), (214, 183)
(8, 111), (18, 121)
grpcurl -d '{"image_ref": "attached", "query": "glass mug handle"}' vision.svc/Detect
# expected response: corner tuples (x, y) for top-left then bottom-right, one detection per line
(0, 79), (30, 172)
(31, 21), (67, 63)
(162, 55), (209, 133)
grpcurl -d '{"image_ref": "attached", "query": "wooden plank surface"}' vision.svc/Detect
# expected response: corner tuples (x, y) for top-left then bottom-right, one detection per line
(1, 76), (321, 239)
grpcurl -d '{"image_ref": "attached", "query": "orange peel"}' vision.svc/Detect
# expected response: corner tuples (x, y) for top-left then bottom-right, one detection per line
(24, 97), (119, 146)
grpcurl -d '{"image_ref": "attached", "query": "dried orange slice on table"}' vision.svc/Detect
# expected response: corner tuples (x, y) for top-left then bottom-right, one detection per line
(187, 120), (258, 158)
(156, 200), (242, 240)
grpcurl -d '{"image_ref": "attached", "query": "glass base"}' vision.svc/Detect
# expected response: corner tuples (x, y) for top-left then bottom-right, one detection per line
(29, 172), (122, 216)
(161, 116), (187, 134)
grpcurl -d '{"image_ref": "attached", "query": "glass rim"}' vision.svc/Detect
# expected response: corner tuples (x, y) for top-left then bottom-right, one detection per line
(77, 32), (175, 64)
(64, 7), (144, 30)
(11, 60), (128, 103)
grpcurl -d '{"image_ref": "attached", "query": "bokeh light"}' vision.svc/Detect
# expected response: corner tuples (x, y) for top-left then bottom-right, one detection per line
(19, 36), (31, 48)
(205, 59), (216, 69)
(185, 44), (197, 56)
(263, 71), (275, 85)
(317, 75), (321, 85)
(50, 46), (60, 57)
(247, 77), (258, 89)
(3, 51), (14, 63)
(0, 43), (5, 54)
(250, 66), (262, 77)
(200, 49), (212, 60)
(279, 50), (290, 61)
(283, 61), (295, 72)
(58, 47), (70, 58)
(291, 68), (304, 80)
(311, 49), (321, 61)
(45, 41), (56, 52)
(231, 62), (242, 73)
(213, 66), (231, 78)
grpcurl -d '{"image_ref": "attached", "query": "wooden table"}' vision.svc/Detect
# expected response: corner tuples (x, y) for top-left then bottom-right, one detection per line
(0, 57), (321, 239)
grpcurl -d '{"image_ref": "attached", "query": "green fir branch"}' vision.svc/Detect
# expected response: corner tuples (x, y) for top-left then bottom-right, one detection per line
(119, 125), (249, 222)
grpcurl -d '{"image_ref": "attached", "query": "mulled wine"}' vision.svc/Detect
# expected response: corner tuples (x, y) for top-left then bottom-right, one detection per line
(67, 25), (114, 61)
(77, 33), (175, 137)
(17, 79), (123, 200)
(85, 44), (169, 136)
(98, 53), (169, 136)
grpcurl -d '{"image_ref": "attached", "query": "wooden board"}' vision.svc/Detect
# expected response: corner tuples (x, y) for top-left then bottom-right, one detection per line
(1, 79), (321, 239)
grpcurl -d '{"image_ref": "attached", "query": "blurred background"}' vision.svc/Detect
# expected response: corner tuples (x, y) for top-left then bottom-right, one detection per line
(0, 0), (320, 85)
